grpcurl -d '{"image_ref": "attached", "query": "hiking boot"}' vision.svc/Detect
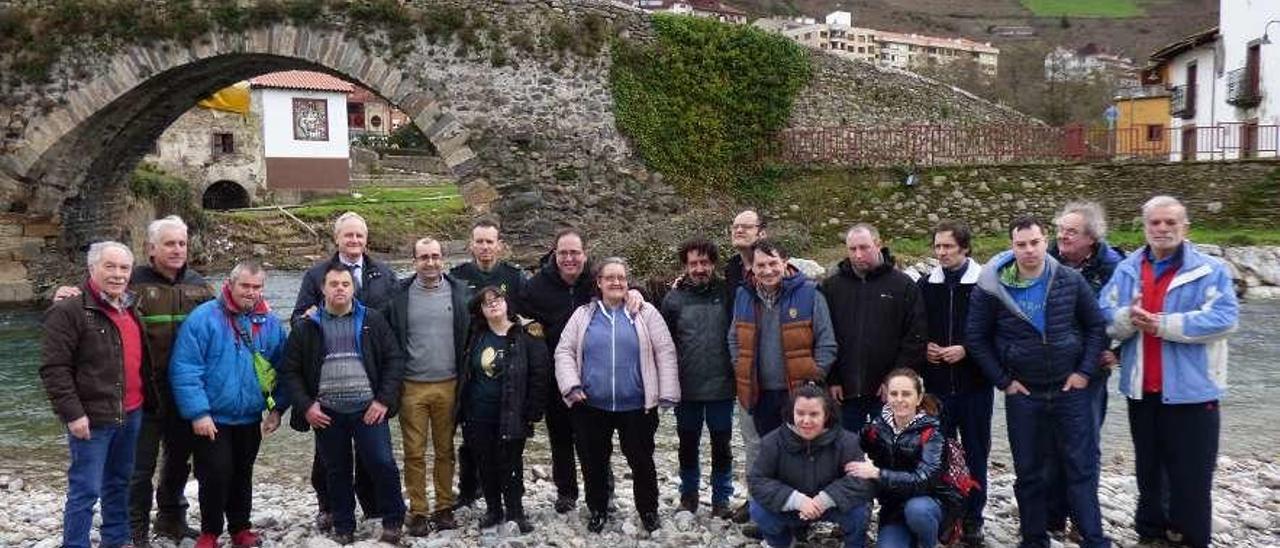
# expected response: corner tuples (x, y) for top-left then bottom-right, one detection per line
(230, 529), (261, 548)
(587, 511), (608, 533)
(430, 509), (458, 531)
(641, 512), (661, 532)
(330, 531), (355, 545)
(378, 523), (403, 545)
(153, 517), (199, 540)
(315, 511), (334, 532)
(678, 494), (698, 513)
(554, 496), (577, 514)
(711, 502), (733, 519)
(195, 533), (220, 548)
(478, 511), (504, 529)
(405, 514), (431, 537)
(730, 501), (751, 523)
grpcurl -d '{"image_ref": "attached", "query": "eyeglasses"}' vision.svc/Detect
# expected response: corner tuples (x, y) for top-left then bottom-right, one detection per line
(599, 275), (628, 283)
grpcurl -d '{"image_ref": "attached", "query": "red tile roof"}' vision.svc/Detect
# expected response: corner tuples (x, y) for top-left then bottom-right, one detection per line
(249, 70), (355, 93)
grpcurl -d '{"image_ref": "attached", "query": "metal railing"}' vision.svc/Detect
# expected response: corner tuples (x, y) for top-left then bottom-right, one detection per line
(1226, 67), (1262, 108)
(769, 123), (1280, 166)
(1170, 85), (1194, 118)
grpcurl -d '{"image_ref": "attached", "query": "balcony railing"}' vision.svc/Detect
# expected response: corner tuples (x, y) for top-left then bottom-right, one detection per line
(1170, 85), (1195, 118)
(1226, 67), (1263, 108)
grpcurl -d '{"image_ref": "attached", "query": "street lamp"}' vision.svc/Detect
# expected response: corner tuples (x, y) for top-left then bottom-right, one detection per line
(1262, 20), (1280, 45)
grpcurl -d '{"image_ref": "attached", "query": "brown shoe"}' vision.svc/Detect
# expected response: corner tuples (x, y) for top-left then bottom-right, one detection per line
(378, 523), (403, 545)
(430, 509), (458, 531)
(405, 514), (430, 537)
(678, 494), (698, 513)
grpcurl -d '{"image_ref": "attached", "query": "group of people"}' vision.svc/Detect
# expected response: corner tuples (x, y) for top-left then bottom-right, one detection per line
(40, 193), (1236, 548)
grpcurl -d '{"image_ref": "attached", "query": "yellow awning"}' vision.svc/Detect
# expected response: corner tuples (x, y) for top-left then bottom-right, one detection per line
(197, 82), (251, 115)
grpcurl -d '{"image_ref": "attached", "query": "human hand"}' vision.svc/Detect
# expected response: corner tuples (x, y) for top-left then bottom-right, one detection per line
(363, 401), (388, 425)
(53, 286), (81, 302)
(798, 497), (824, 521)
(1099, 350), (1118, 370)
(193, 417), (218, 440)
(306, 403), (331, 429)
(829, 384), (844, 403)
(1130, 303), (1160, 335)
(926, 342), (943, 364)
(262, 410), (281, 435)
(566, 388), (587, 406)
(940, 345), (967, 364)
(1005, 380), (1031, 396)
(625, 289), (645, 315)
(67, 416), (91, 440)
(1061, 372), (1089, 392)
(845, 457), (879, 480)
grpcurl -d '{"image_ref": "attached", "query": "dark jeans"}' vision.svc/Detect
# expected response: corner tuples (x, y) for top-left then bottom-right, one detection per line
(939, 387), (994, 528)
(1005, 387), (1109, 548)
(839, 394), (884, 434)
(877, 496), (943, 548)
(192, 422), (261, 536)
(750, 500), (869, 548)
(64, 410), (143, 548)
(1049, 369), (1110, 530)
(544, 384), (579, 501)
(675, 399), (734, 505)
(571, 405), (659, 515)
(751, 389), (791, 439)
(310, 436), (378, 516)
(1128, 395), (1218, 548)
(462, 421), (527, 517)
(457, 441), (481, 502)
(128, 410), (195, 535)
(314, 408), (406, 534)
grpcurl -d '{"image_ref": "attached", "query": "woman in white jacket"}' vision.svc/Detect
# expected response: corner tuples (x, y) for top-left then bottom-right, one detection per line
(555, 257), (679, 534)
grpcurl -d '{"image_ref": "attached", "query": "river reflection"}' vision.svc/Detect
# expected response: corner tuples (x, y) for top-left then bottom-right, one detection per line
(2, 270), (1278, 483)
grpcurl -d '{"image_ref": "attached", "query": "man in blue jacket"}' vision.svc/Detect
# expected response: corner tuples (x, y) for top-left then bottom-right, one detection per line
(967, 216), (1110, 548)
(1099, 196), (1237, 548)
(169, 261), (288, 548)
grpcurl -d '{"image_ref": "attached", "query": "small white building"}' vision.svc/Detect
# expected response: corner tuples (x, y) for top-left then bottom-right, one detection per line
(249, 71), (353, 193)
(754, 12), (997, 74)
(1044, 44), (1137, 82)
(632, 0), (748, 24)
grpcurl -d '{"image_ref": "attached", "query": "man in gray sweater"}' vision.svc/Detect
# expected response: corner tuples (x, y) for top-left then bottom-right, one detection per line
(385, 238), (471, 535)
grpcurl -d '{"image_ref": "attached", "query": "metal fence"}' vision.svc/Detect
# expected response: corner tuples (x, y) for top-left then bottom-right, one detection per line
(770, 123), (1280, 167)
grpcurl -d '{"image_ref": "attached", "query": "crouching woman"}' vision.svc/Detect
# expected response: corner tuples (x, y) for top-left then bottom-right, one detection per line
(749, 382), (874, 548)
(457, 286), (548, 533)
(847, 367), (948, 548)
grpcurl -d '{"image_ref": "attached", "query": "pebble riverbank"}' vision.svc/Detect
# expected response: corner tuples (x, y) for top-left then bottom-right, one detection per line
(0, 445), (1276, 548)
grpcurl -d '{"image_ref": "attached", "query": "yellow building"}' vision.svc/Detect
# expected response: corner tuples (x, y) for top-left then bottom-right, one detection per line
(1114, 86), (1172, 157)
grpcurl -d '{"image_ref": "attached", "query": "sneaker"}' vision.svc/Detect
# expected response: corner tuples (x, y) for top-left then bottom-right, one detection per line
(230, 529), (261, 548)
(678, 494), (698, 513)
(378, 524), (403, 545)
(154, 517), (200, 540)
(587, 511), (608, 533)
(330, 531), (355, 545)
(711, 502), (732, 519)
(730, 501), (751, 524)
(641, 512), (661, 532)
(430, 509), (458, 531)
(479, 511), (505, 529)
(195, 533), (220, 548)
(315, 511), (334, 532)
(405, 514), (431, 537)
(554, 496), (577, 514)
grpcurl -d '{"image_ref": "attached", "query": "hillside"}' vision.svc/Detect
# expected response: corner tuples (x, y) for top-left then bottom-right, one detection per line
(732, 0), (1217, 60)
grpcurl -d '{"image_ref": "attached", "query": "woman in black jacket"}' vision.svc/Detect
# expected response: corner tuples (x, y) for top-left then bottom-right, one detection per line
(748, 383), (874, 548)
(847, 368), (946, 548)
(456, 286), (549, 533)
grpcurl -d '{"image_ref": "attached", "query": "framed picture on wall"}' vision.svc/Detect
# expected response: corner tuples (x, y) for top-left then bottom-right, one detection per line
(293, 98), (329, 141)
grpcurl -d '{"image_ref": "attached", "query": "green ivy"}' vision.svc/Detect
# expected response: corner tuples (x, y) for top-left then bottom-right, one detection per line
(609, 14), (810, 196)
(129, 163), (206, 230)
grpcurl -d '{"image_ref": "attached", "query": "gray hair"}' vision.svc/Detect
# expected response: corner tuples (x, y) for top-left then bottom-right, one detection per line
(1055, 201), (1108, 240)
(333, 211), (368, 237)
(593, 256), (628, 278)
(87, 241), (134, 268)
(228, 260), (265, 283)
(846, 223), (881, 242)
(1142, 195), (1189, 224)
(146, 215), (188, 245)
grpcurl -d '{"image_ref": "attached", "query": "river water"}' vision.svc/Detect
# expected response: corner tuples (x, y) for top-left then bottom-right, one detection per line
(3, 271), (1278, 483)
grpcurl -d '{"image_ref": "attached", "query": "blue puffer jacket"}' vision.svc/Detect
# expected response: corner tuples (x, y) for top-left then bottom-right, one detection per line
(170, 293), (288, 425)
(1098, 242), (1238, 403)
(966, 252), (1107, 391)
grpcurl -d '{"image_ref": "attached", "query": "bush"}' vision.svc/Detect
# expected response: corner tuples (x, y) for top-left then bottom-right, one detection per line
(129, 163), (206, 229)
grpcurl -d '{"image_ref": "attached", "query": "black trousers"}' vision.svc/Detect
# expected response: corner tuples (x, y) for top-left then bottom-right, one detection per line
(545, 384), (579, 501)
(192, 422), (261, 536)
(1128, 395), (1219, 548)
(129, 410), (195, 533)
(462, 421), (527, 517)
(571, 405), (659, 515)
(311, 436), (378, 516)
(457, 441), (481, 502)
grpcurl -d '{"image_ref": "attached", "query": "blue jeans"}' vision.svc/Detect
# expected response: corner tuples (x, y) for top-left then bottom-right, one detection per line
(940, 388), (994, 528)
(1006, 388), (1109, 548)
(1049, 369), (1110, 530)
(877, 496), (942, 548)
(63, 410), (143, 548)
(750, 500), (869, 548)
(675, 400), (734, 505)
(315, 408), (407, 534)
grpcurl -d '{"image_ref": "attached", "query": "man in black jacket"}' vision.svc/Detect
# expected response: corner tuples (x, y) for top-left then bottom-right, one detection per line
(918, 220), (991, 546)
(724, 209), (766, 524)
(282, 264), (406, 545)
(821, 223), (927, 434)
(660, 238), (735, 518)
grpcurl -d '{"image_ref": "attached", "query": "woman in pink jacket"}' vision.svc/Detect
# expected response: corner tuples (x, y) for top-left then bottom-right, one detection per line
(555, 257), (680, 534)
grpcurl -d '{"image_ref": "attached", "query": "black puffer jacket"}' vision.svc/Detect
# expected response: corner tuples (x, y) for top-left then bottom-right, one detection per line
(512, 258), (594, 353)
(455, 323), (549, 440)
(917, 259), (989, 396)
(660, 277), (734, 402)
(820, 250), (928, 396)
(749, 422), (875, 513)
(860, 408), (946, 526)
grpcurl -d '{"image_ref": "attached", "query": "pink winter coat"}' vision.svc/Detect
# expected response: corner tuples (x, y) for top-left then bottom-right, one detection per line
(554, 300), (680, 409)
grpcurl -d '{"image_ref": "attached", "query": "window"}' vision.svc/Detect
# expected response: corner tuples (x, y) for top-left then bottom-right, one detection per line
(1146, 124), (1164, 142)
(212, 133), (234, 156)
(1247, 44), (1261, 98)
(1242, 121), (1259, 158)
(348, 102), (366, 129)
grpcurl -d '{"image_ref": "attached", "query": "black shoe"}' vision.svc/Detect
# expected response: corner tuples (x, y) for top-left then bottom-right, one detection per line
(129, 530), (151, 548)
(454, 491), (479, 511)
(730, 501), (751, 524)
(554, 496), (577, 514)
(587, 511), (608, 533)
(641, 512), (661, 532)
(315, 511), (334, 532)
(479, 511), (504, 529)
(742, 523), (762, 539)
(513, 516), (534, 534)
(330, 531), (355, 545)
(711, 502), (732, 519)
(962, 520), (986, 547)
(153, 517), (199, 540)
(678, 494), (698, 513)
